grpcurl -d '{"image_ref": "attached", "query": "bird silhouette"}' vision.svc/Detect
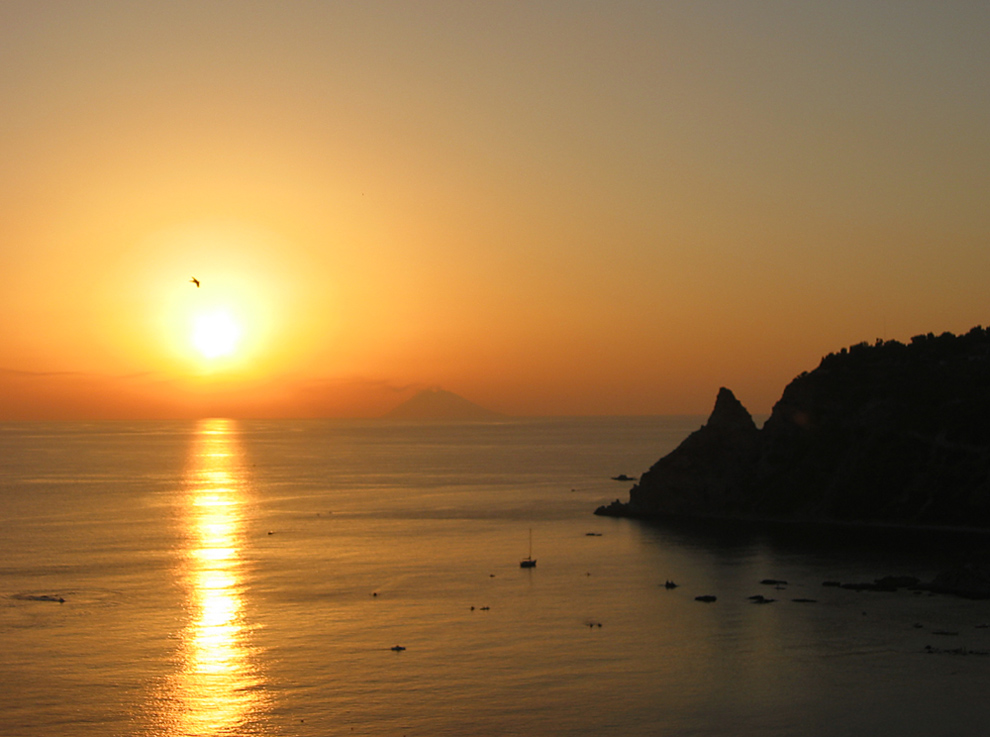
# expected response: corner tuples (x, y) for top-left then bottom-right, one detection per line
(190, 277), (200, 288)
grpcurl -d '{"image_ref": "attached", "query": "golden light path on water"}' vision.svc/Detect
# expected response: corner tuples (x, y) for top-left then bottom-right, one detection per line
(158, 418), (268, 735)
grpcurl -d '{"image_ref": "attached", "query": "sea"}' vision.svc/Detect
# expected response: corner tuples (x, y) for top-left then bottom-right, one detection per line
(1, 417), (989, 737)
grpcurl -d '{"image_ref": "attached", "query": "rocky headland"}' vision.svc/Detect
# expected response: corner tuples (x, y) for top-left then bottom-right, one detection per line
(597, 327), (990, 530)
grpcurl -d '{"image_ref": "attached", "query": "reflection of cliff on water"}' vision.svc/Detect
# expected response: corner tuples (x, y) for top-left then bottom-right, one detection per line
(153, 418), (268, 736)
(634, 513), (990, 567)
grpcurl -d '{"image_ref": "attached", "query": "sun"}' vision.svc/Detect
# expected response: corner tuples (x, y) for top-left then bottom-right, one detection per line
(191, 310), (243, 359)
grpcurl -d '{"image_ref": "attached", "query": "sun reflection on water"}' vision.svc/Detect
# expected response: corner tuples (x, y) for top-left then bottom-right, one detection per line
(158, 418), (267, 736)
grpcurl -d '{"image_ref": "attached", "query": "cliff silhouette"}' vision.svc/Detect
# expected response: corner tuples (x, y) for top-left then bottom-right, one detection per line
(597, 327), (990, 529)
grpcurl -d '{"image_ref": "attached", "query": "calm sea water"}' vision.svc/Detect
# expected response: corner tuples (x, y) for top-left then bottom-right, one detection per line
(1, 417), (989, 737)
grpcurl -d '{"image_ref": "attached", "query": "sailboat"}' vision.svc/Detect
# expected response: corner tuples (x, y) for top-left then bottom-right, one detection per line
(520, 528), (537, 568)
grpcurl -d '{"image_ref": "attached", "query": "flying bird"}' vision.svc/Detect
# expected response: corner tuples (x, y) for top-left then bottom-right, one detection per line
(190, 277), (200, 288)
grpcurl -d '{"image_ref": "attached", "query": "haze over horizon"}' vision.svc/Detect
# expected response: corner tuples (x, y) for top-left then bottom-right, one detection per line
(2, 2), (988, 420)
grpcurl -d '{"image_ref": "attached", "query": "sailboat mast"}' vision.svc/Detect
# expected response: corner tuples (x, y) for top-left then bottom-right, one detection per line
(520, 527), (537, 568)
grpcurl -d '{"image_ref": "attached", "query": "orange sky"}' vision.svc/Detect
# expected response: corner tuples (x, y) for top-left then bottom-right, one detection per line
(2, 2), (989, 420)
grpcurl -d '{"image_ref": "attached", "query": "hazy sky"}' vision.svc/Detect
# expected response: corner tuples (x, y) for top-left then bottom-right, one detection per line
(2, 1), (988, 419)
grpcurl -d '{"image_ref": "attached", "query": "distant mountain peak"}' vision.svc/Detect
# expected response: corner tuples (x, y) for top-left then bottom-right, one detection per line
(382, 387), (503, 420)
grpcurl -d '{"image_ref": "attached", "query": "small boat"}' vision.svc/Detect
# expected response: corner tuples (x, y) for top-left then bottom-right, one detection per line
(520, 528), (537, 568)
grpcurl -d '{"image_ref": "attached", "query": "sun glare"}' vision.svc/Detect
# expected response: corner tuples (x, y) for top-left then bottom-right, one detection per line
(132, 221), (324, 378)
(192, 311), (243, 359)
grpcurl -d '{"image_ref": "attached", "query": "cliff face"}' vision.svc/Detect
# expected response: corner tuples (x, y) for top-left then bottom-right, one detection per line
(599, 327), (990, 528)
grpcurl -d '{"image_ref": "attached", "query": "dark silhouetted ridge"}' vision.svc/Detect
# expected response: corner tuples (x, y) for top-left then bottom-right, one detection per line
(597, 327), (990, 529)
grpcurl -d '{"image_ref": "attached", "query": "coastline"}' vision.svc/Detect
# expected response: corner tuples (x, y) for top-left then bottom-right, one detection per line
(596, 500), (990, 539)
